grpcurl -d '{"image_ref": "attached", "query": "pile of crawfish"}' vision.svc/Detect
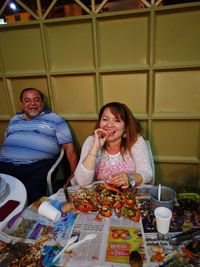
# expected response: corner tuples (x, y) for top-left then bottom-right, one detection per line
(70, 183), (140, 222)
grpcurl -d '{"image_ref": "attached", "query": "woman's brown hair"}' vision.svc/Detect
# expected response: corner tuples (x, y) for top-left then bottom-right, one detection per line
(95, 102), (143, 155)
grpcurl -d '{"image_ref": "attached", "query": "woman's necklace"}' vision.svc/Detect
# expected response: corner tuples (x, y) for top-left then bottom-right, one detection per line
(105, 150), (121, 165)
(105, 142), (121, 165)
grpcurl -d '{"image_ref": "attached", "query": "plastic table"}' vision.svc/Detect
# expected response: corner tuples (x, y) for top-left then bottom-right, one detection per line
(0, 173), (27, 230)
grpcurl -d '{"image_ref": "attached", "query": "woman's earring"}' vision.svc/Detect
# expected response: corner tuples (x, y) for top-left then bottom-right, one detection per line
(123, 132), (126, 138)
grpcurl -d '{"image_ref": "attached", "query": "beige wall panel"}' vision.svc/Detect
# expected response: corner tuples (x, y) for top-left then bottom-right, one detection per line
(99, 16), (148, 67)
(156, 163), (199, 188)
(0, 80), (11, 116)
(0, 27), (45, 73)
(8, 78), (49, 112)
(45, 22), (94, 70)
(154, 70), (200, 113)
(102, 73), (147, 113)
(0, 122), (8, 145)
(69, 121), (96, 149)
(51, 75), (97, 115)
(140, 121), (148, 138)
(155, 9), (200, 64)
(152, 121), (199, 159)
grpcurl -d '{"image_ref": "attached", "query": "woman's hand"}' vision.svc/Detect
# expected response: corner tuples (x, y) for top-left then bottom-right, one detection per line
(108, 172), (129, 189)
(93, 128), (109, 151)
(82, 128), (109, 171)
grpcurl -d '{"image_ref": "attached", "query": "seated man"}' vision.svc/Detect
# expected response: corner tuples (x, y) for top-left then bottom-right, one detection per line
(0, 88), (78, 204)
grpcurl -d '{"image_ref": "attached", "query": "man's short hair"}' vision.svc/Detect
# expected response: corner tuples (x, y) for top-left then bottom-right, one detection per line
(20, 88), (44, 101)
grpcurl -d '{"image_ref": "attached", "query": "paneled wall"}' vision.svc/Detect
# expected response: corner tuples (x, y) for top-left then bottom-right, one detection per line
(0, 0), (200, 188)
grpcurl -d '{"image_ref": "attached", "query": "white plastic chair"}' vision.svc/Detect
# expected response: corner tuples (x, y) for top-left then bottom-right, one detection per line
(145, 140), (155, 185)
(47, 147), (65, 195)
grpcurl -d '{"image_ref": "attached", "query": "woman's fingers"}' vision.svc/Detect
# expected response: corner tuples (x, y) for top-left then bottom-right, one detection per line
(108, 173), (129, 187)
(95, 128), (106, 137)
(94, 129), (108, 147)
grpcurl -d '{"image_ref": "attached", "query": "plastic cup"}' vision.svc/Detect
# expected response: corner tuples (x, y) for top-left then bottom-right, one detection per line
(38, 201), (61, 221)
(154, 206), (172, 235)
(149, 186), (176, 211)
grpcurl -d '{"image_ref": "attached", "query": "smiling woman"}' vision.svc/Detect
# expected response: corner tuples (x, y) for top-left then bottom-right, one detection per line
(71, 102), (153, 188)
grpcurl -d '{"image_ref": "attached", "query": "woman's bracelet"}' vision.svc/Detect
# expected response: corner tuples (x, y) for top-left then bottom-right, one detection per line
(88, 152), (97, 157)
(127, 174), (136, 187)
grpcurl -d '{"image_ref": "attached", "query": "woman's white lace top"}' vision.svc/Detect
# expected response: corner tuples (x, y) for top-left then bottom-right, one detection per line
(72, 135), (153, 186)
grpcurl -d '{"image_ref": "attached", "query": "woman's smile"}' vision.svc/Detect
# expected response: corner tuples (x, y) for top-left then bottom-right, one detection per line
(100, 108), (125, 142)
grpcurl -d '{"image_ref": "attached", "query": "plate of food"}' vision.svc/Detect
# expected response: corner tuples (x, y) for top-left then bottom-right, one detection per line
(68, 182), (140, 221)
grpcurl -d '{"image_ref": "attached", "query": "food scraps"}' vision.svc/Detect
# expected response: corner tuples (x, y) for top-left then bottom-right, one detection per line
(70, 182), (140, 221)
(150, 245), (165, 263)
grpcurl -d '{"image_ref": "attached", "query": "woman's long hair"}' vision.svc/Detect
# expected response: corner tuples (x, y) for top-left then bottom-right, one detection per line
(95, 102), (143, 155)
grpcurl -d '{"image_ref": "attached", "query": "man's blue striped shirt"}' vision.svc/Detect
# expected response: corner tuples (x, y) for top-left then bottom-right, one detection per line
(0, 108), (73, 164)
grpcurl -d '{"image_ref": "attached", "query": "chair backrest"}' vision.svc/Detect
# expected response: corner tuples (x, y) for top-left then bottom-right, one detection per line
(145, 140), (155, 185)
(47, 148), (66, 195)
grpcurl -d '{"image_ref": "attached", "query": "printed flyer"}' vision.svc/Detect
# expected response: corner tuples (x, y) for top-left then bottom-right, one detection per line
(105, 226), (146, 264)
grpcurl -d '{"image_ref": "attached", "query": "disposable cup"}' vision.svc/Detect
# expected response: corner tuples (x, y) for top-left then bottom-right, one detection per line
(38, 201), (61, 221)
(154, 206), (172, 235)
(149, 186), (176, 211)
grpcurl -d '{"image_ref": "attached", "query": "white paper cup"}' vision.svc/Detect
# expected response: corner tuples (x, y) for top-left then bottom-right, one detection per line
(154, 206), (172, 235)
(38, 201), (61, 221)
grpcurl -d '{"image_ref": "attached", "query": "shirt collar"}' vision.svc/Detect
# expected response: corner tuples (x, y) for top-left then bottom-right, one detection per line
(18, 107), (51, 119)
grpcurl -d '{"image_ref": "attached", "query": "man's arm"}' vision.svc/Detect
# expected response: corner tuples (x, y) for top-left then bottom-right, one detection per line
(62, 143), (78, 183)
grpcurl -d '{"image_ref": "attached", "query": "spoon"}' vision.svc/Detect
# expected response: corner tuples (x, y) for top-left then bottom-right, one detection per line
(66, 233), (97, 252)
(52, 235), (78, 262)
(158, 184), (161, 201)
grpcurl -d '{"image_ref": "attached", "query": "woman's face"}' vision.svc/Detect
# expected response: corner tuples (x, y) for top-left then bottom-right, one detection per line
(100, 108), (125, 143)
